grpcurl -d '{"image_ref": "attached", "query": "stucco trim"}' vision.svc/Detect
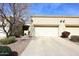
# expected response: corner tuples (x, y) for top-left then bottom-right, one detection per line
(31, 16), (79, 18)
(34, 24), (59, 27)
(66, 24), (79, 28)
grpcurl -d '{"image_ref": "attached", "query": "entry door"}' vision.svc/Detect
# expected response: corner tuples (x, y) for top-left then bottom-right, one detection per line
(35, 27), (58, 37)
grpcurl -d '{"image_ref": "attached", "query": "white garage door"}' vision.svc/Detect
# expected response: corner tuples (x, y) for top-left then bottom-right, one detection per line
(35, 27), (58, 37)
(66, 27), (79, 36)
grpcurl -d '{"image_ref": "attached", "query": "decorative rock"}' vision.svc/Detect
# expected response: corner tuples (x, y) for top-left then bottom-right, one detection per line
(70, 35), (79, 42)
(61, 31), (70, 38)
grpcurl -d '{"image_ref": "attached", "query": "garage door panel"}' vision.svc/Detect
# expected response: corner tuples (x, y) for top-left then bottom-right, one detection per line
(66, 27), (79, 36)
(35, 27), (58, 37)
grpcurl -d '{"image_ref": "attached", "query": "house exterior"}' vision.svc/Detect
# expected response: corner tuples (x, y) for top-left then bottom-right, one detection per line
(31, 16), (79, 37)
(0, 16), (79, 38)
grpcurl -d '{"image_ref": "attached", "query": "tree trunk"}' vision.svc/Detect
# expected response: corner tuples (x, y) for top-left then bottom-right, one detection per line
(9, 24), (14, 36)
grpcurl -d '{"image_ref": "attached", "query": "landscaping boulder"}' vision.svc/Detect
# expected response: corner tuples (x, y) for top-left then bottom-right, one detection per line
(61, 31), (70, 38)
(70, 35), (79, 42)
(11, 51), (18, 56)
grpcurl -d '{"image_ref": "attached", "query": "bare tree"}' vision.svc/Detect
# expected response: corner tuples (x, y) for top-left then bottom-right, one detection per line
(0, 3), (29, 37)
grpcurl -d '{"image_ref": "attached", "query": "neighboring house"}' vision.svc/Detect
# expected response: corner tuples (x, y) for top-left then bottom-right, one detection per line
(0, 17), (10, 39)
(31, 16), (79, 37)
(0, 16), (25, 38)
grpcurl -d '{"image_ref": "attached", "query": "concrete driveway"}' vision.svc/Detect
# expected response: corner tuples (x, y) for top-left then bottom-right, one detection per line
(21, 36), (79, 56)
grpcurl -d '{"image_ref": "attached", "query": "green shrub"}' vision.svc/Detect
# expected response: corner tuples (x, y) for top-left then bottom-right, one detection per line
(0, 36), (16, 45)
(0, 46), (12, 56)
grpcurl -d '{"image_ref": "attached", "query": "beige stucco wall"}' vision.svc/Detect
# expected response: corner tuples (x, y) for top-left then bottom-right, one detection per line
(32, 17), (60, 25)
(32, 17), (79, 26)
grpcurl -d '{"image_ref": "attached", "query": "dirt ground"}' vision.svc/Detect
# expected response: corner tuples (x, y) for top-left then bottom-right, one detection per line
(7, 36), (32, 56)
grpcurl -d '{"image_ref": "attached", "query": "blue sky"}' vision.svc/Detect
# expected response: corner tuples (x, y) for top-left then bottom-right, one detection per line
(29, 3), (79, 16)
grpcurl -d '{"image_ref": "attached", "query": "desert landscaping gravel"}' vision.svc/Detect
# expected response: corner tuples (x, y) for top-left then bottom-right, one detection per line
(7, 36), (32, 56)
